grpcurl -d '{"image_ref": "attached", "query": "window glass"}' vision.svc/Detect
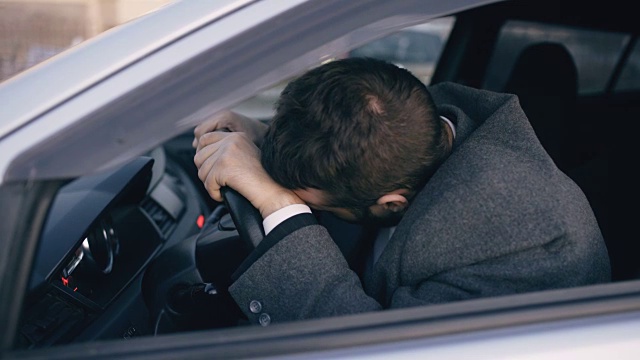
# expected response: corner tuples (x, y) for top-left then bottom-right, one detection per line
(615, 41), (640, 92)
(348, 17), (455, 85)
(484, 20), (629, 95)
(233, 17), (455, 120)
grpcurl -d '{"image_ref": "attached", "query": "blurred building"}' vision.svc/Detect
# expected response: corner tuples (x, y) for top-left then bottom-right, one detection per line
(0, 0), (172, 82)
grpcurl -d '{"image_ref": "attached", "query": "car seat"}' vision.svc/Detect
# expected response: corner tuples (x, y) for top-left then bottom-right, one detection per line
(503, 42), (579, 172)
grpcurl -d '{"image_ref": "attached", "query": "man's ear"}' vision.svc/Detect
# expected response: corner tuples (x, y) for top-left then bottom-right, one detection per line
(376, 193), (409, 213)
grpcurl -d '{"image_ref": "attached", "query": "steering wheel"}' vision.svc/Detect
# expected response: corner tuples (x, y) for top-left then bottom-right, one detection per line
(220, 186), (265, 251)
(143, 187), (265, 332)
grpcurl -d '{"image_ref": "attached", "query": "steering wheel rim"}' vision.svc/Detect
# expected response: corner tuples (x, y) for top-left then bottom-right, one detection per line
(220, 186), (265, 250)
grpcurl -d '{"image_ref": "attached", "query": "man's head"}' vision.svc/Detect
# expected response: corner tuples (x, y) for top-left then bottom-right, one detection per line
(261, 57), (451, 224)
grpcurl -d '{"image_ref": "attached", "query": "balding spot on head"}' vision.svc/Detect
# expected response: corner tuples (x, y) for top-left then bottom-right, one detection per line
(366, 94), (385, 115)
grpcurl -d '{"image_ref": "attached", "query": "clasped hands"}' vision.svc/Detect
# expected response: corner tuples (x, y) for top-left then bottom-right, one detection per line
(193, 111), (304, 218)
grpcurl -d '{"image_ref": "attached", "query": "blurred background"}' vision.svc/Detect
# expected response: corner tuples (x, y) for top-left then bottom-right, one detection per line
(0, 0), (173, 83)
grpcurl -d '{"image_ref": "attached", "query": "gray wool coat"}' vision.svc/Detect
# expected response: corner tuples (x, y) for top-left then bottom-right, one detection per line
(228, 82), (611, 325)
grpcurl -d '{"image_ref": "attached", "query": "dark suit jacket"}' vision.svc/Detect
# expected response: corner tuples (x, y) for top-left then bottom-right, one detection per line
(229, 82), (611, 325)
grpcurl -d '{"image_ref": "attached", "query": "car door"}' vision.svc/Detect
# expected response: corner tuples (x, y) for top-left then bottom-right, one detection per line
(2, 0), (640, 359)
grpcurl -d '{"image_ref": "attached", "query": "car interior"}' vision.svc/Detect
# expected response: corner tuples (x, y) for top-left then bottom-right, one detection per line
(10, 0), (630, 353)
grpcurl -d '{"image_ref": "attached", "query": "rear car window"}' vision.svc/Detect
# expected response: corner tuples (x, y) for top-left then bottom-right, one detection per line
(615, 40), (640, 92)
(483, 20), (630, 95)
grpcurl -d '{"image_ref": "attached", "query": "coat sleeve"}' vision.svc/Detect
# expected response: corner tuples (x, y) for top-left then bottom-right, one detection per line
(228, 224), (382, 325)
(388, 237), (609, 309)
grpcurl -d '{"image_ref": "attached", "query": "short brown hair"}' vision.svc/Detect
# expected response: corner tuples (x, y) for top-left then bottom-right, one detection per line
(261, 57), (450, 208)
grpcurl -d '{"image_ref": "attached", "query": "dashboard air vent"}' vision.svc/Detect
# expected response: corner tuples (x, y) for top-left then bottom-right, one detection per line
(140, 197), (176, 238)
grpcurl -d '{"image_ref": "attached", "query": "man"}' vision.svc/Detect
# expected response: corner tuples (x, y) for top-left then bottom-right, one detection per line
(193, 57), (610, 326)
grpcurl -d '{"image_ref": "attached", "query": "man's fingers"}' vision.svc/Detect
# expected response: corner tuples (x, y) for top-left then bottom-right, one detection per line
(193, 129), (260, 204)
(195, 149), (223, 202)
(193, 125), (207, 148)
(192, 111), (235, 148)
(195, 131), (229, 153)
(196, 152), (217, 183)
(193, 132), (241, 169)
(193, 116), (219, 140)
(203, 162), (224, 202)
(194, 142), (217, 168)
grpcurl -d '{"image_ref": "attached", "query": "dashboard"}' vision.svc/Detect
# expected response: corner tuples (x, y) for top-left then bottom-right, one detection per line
(16, 144), (209, 348)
